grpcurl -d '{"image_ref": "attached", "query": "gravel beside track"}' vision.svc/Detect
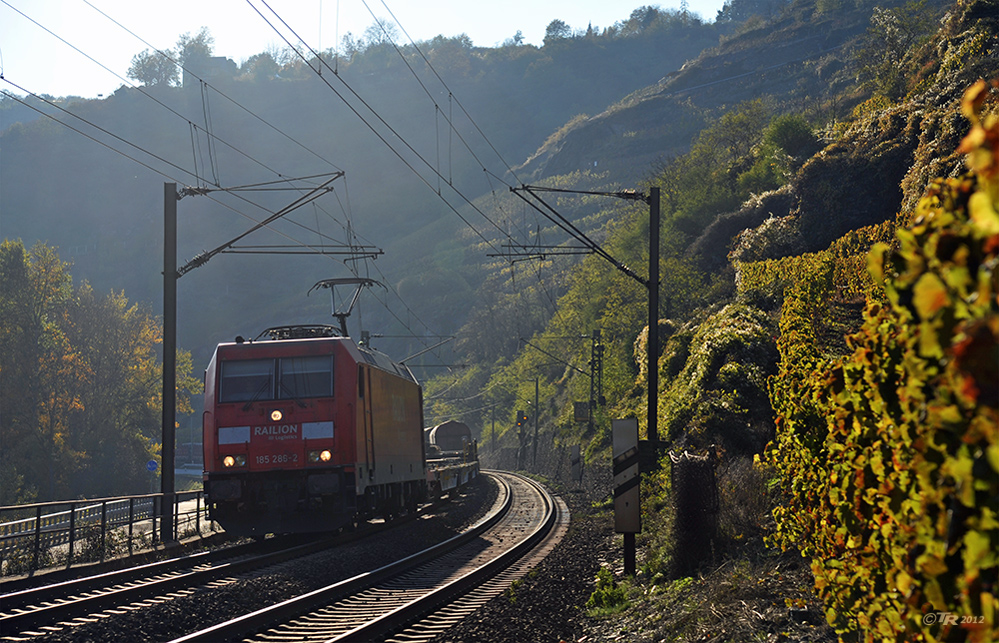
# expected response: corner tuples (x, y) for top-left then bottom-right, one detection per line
(30, 477), (499, 643)
(428, 490), (615, 643)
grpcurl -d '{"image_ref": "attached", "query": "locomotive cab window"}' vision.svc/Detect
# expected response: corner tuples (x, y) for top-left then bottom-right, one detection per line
(279, 355), (333, 399)
(219, 359), (274, 403)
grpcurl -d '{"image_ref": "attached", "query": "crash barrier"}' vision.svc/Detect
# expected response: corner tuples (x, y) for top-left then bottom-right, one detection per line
(0, 491), (214, 576)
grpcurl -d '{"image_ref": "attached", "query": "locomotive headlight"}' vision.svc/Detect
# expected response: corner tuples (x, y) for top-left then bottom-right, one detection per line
(222, 455), (247, 468)
(308, 449), (333, 463)
(270, 409), (283, 422)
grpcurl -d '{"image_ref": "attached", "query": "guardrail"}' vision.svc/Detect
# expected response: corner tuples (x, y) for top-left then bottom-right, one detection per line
(0, 490), (217, 576)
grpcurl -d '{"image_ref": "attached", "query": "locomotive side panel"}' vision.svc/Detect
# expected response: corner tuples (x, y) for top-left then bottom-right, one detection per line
(360, 364), (426, 486)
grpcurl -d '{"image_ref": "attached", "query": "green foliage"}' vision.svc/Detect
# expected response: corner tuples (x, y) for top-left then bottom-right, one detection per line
(716, 0), (790, 24)
(586, 566), (630, 616)
(176, 27), (215, 71)
(2, 538), (55, 575)
(657, 301), (778, 455)
(0, 240), (201, 502)
(737, 113), (818, 195)
(853, 0), (939, 99)
(663, 99), (772, 238)
(126, 49), (178, 87)
(763, 82), (999, 642)
(766, 113), (818, 158)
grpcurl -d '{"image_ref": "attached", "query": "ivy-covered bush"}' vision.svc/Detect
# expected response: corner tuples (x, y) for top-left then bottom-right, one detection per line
(658, 301), (778, 456)
(764, 81), (998, 643)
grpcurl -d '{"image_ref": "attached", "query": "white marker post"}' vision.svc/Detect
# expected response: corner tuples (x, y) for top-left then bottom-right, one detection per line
(613, 418), (640, 575)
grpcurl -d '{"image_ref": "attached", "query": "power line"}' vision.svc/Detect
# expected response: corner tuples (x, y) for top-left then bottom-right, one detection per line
(371, 0), (524, 184)
(78, 0), (344, 175)
(249, 0), (511, 255)
(0, 82), (363, 272)
(248, 0), (567, 361)
(3, 0), (284, 192)
(3, 2), (455, 360)
(75, 0), (364, 247)
(6, 0), (365, 257)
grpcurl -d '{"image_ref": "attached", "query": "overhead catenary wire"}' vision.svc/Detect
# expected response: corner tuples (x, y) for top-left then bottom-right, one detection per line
(312, 0), (577, 342)
(248, 0), (511, 255)
(76, 0), (366, 244)
(511, 185), (648, 287)
(249, 0), (563, 361)
(3, 0), (295, 194)
(78, 0), (344, 172)
(371, 0), (524, 184)
(6, 0), (365, 254)
(359, 0), (530, 244)
(6, 0), (552, 369)
(0, 83), (362, 272)
(3, 3), (455, 360)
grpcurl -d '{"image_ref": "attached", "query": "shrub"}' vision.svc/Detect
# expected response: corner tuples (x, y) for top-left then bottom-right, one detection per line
(586, 566), (629, 615)
(765, 80), (998, 642)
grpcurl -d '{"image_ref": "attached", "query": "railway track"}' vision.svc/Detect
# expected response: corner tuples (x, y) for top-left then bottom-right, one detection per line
(0, 472), (565, 642)
(0, 505), (428, 639)
(0, 533), (347, 638)
(170, 471), (565, 643)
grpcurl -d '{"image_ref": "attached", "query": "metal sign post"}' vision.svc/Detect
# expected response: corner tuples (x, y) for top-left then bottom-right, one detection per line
(613, 418), (641, 575)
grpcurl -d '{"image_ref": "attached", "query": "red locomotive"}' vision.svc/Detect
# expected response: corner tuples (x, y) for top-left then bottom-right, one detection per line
(202, 324), (431, 535)
(202, 279), (449, 536)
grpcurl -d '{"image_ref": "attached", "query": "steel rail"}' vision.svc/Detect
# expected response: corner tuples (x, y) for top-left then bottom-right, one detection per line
(333, 472), (559, 642)
(169, 472), (516, 643)
(0, 507), (426, 638)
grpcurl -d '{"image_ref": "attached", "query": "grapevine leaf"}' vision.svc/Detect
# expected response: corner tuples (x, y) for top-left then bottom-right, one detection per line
(912, 272), (949, 319)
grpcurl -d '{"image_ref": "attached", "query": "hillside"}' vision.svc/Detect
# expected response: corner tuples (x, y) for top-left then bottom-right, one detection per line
(437, 0), (996, 639)
(0, 8), (721, 375)
(514, 0), (948, 183)
(2, 0), (997, 637)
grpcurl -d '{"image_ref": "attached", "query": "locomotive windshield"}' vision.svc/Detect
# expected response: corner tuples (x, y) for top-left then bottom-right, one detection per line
(219, 355), (333, 403)
(279, 356), (333, 399)
(219, 359), (273, 403)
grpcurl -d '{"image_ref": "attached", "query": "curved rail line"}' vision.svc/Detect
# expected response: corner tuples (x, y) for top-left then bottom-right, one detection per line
(0, 504), (427, 638)
(170, 471), (563, 643)
(385, 490), (570, 643)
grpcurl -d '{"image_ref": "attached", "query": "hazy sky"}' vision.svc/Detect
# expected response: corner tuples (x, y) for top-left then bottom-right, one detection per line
(0, 0), (727, 99)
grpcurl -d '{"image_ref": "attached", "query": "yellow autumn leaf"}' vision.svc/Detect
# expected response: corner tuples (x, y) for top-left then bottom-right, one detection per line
(930, 404), (963, 425)
(963, 530), (991, 569)
(924, 578), (947, 610)
(913, 272), (950, 319)
(981, 506), (999, 530)
(870, 450), (885, 479)
(896, 570), (914, 596)
(960, 79), (988, 121)
(919, 554), (949, 577)
(969, 191), (999, 235)
(868, 243), (890, 281)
